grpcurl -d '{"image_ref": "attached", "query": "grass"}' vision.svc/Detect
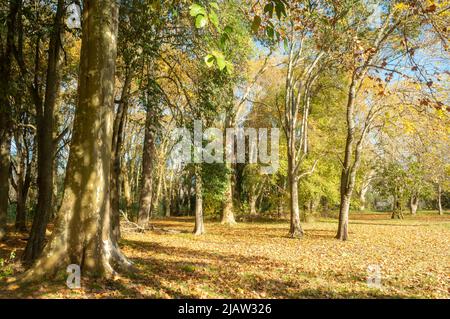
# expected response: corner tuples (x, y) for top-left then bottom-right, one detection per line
(0, 211), (449, 299)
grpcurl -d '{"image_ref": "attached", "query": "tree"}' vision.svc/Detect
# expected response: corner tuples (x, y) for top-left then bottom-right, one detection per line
(22, 0), (130, 281)
(22, 0), (66, 263)
(0, 0), (20, 241)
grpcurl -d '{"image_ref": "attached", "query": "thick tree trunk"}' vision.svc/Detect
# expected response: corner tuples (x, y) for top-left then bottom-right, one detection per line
(193, 165), (204, 235)
(221, 163), (236, 225)
(336, 192), (351, 241)
(22, 0), (131, 281)
(409, 195), (418, 215)
(23, 0), (64, 263)
(0, 0), (19, 241)
(110, 71), (132, 240)
(137, 107), (155, 228)
(437, 184), (443, 215)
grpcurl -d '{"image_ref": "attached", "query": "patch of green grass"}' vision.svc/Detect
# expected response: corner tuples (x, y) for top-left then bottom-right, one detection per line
(179, 264), (196, 273)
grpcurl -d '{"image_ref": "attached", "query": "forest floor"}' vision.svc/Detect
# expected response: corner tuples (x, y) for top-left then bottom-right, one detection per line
(0, 212), (449, 299)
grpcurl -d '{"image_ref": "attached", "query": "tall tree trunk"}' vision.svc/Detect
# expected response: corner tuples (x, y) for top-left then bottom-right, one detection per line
(0, 0), (19, 241)
(0, 132), (11, 240)
(437, 184), (443, 215)
(110, 71), (132, 240)
(287, 135), (303, 237)
(221, 163), (236, 225)
(22, 0), (131, 281)
(409, 195), (418, 215)
(336, 76), (360, 241)
(122, 165), (132, 215)
(137, 106), (155, 228)
(359, 170), (374, 211)
(23, 0), (65, 263)
(193, 165), (204, 235)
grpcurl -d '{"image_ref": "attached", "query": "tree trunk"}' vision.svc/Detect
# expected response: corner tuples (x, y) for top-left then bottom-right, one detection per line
(0, 0), (19, 241)
(23, 0), (65, 263)
(137, 106), (155, 228)
(437, 184), (443, 215)
(336, 76), (361, 241)
(288, 163), (303, 238)
(221, 163), (236, 225)
(336, 192), (351, 241)
(359, 169), (374, 211)
(122, 164), (132, 215)
(110, 71), (132, 240)
(249, 189), (257, 216)
(22, 0), (131, 281)
(193, 165), (204, 235)
(0, 132), (11, 240)
(409, 195), (418, 215)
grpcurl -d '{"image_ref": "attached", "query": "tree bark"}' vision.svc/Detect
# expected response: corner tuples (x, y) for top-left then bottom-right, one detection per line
(193, 165), (204, 235)
(359, 170), (374, 211)
(409, 195), (418, 215)
(23, 0), (65, 263)
(110, 70), (132, 240)
(288, 153), (303, 237)
(13, 130), (32, 231)
(0, 0), (20, 241)
(22, 0), (131, 281)
(137, 105), (156, 228)
(437, 184), (443, 215)
(221, 163), (236, 225)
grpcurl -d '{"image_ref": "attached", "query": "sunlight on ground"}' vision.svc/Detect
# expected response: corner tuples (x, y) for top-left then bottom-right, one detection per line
(1, 212), (449, 299)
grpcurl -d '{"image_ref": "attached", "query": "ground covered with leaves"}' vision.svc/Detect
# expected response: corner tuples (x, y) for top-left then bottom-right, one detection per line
(0, 212), (449, 298)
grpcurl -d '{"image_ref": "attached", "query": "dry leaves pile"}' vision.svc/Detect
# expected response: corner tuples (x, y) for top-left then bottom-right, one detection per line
(0, 213), (449, 298)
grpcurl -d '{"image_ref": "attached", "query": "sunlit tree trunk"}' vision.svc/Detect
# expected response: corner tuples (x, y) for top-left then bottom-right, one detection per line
(409, 195), (418, 215)
(22, 0), (131, 281)
(359, 170), (374, 211)
(221, 162), (236, 225)
(193, 165), (204, 235)
(249, 186), (257, 216)
(437, 184), (443, 215)
(288, 152), (303, 238)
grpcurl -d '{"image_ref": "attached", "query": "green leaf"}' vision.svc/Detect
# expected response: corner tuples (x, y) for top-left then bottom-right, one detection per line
(223, 26), (233, 34)
(266, 26), (274, 39)
(209, 10), (219, 29)
(212, 50), (226, 70)
(264, 3), (274, 18)
(251, 15), (262, 33)
(195, 14), (208, 28)
(204, 54), (215, 68)
(189, 4), (206, 17)
(275, 1), (286, 19)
